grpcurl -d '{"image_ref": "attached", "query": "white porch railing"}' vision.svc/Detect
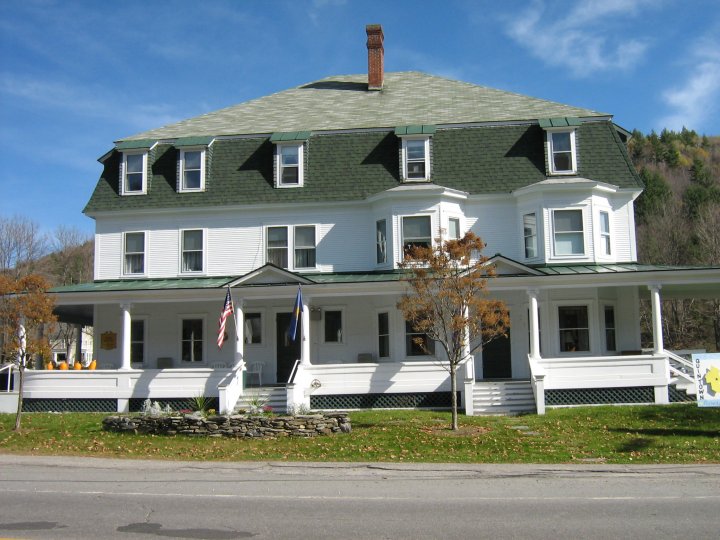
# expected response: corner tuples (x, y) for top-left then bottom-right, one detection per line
(529, 353), (671, 414)
(1, 363), (15, 393)
(665, 350), (696, 394)
(217, 360), (246, 414)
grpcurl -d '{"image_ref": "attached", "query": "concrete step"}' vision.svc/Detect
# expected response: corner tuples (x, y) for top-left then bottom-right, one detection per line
(234, 387), (287, 413)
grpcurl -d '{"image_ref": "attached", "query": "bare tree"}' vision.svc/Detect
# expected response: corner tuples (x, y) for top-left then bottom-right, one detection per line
(398, 232), (509, 431)
(0, 215), (48, 278)
(45, 225), (94, 286)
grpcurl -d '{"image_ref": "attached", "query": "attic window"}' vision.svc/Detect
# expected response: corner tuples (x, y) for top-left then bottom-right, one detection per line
(395, 125), (436, 182)
(178, 148), (206, 192)
(122, 152), (147, 195)
(539, 118), (580, 175)
(271, 132), (310, 188)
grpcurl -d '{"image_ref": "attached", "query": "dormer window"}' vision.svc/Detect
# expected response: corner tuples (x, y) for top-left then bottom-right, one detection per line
(179, 148), (205, 192)
(539, 118), (580, 175)
(270, 132), (310, 188)
(395, 125), (436, 182)
(122, 151), (147, 195)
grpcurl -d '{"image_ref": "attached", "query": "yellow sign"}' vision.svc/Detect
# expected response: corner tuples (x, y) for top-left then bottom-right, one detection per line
(100, 331), (117, 350)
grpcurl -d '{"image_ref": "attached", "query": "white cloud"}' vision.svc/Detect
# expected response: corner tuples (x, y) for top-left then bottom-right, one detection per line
(504, 0), (654, 77)
(657, 35), (720, 131)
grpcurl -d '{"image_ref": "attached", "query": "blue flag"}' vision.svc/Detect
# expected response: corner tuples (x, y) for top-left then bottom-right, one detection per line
(289, 286), (303, 341)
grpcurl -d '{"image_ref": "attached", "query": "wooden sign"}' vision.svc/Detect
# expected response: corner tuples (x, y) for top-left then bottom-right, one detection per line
(100, 331), (117, 350)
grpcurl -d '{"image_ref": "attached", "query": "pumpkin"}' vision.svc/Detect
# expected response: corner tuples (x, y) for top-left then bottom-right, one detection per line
(73, 362), (82, 370)
(88, 360), (97, 370)
(58, 362), (69, 370)
(46, 362), (54, 370)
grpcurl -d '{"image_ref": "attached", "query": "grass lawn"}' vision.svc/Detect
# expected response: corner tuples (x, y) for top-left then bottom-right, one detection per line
(1, 404), (719, 464)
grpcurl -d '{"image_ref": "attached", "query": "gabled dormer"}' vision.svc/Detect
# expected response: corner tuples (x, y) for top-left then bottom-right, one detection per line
(116, 139), (154, 196)
(395, 125), (436, 182)
(539, 117), (581, 176)
(271, 131), (310, 188)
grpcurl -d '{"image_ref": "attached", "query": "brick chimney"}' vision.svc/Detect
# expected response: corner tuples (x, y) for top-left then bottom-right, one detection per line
(366, 24), (384, 91)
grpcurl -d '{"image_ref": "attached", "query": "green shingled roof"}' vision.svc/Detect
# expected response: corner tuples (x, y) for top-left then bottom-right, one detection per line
(119, 72), (607, 142)
(84, 121), (641, 214)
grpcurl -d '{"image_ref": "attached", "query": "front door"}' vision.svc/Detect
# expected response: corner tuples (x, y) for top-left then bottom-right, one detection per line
(276, 313), (301, 383)
(482, 330), (512, 379)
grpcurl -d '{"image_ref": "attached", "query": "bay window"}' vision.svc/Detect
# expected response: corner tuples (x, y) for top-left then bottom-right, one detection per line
(553, 209), (585, 256)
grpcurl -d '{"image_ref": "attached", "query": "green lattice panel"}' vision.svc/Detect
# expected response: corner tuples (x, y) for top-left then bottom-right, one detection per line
(23, 399), (117, 412)
(668, 385), (695, 403)
(546, 387), (654, 406)
(310, 392), (459, 410)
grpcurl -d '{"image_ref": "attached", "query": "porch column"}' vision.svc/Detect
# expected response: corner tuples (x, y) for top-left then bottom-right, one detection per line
(234, 300), (244, 366)
(74, 324), (83, 366)
(120, 303), (132, 370)
(648, 284), (664, 354)
(527, 288), (541, 359)
(301, 295), (311, 365)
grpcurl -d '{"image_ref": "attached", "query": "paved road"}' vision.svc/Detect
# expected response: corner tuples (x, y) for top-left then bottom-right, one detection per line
(1, 455), (718, 539)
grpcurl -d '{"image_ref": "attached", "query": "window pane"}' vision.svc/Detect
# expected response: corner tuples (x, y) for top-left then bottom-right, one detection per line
(268, 249), (288, 268)
(324, 311), (342, 342)
(268, 227), (288, 247)
(449, 218), (460, 240)
(182, 319), (203, 362)
(131, 320), (145, 341)
(555, 233), (584, 255)
(406, 140), (425, 159)
(184, 170), (201, 189)
(600, 212), (610, 234)
(403, 216), (431, 238)
(183, 230), (203, 250)
(376, 220), (387, 263)
(407, 161), (426, 178)
(558, 306), (589, 352)
(294, 248), (316, 268)
(552, 132), (571, 152)
(405, 320), (434, 356)
(281, 166), (299, 184)
(553, 152), (572, 171)
(604, 306), (616, 351)
(126, 173), (143, 192)
(183, 252), (202, 272)
(378, 312), (389, 335)
(125, 233), (144, 253)
(125, 254), (144, 274)
(295, 226), (315, 247)
(280, 145), (299, 165)
(244, 313), (262, 344)
(554, 210), (582, 232)
(184, 151), (201, 170)
(523, 213), (537, 258)
(126, 154), (143, 173)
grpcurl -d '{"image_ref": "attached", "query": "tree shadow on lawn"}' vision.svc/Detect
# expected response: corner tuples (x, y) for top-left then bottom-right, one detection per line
(609, 428), (720, 438)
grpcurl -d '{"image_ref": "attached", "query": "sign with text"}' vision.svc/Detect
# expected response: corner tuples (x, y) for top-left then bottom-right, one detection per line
(100, 331), (117, 351)
(692, 353), (720, 407)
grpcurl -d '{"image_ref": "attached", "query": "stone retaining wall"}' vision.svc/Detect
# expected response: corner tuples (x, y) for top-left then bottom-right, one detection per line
(102, 412), (351, 438)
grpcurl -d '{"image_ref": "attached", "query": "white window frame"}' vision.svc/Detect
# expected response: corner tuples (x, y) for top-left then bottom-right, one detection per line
(405, 319), (435, 359)
(376, 309), (392, 361)
(598, 209), (612, 257)
(243, 311), (264, 346)
(555, 302), (594, 356)
(275, 142), (304, 188)
(401, 136), (431, 181)
(323, 308), (344, 344)
(265, 225), (317, 271)
(121, 151), (148, 195)
(401, 214), (433, 255)
(551, 208), (586, 258)
(522, 213), (538, 259)
(179, 229), (205, 274)
(130, 316), (147, 367)
(123, 231), (146, 276)
(447, 216), (462, 241)
(178, 147), (206, 192)
(179, 315), (206, 364)
(376, 219), (388, 265)
(546, 129), (577, 175)
(266, 225), (289, 268)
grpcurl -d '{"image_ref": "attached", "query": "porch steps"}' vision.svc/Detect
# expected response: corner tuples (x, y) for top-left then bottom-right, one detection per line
(473, 380), (536, 414)
(233, 386), (288, 414)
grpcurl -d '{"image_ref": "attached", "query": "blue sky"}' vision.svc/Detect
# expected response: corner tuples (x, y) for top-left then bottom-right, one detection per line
(1, 0), (719, 236)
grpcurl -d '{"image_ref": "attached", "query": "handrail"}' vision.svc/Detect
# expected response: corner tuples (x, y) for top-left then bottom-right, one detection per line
(1, 363), (15, 392)
(287, 359), (301, 385)
(665, 350), (694, 371)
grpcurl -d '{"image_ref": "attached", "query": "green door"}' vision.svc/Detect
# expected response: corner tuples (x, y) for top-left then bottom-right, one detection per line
(276, 313), (301, 383)
(482, 330), (512, 379)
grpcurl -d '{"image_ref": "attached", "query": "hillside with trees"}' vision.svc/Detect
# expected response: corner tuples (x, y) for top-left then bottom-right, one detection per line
(629, 128), (720, 351)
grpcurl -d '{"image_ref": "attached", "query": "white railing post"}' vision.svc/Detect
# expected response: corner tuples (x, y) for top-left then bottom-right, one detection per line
(120, 304), (132, 370)
(649, 284), (664, 354)
(533, 373), (546, 415)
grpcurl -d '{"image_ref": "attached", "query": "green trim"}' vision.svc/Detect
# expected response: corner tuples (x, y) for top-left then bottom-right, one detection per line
(51, 276), (236, 293)
(116, 139), (155, 150)
(270, 131), (311, 142)
(539, 117), (580, 128)
(174, 136), (214, 147)
(529, 263), (720, 275)
(394, 125), (436, 135)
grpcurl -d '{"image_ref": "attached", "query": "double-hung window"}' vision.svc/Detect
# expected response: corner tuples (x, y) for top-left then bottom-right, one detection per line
(266, 225), (316, 270)
(448, 217), (461, 240)
(181, 229), (203, 273)
(294, 226), (316, 269)
(244, 313), (262, 344)
(558, 306), (590, 353)
(548, 130), (577, 174)
(402, 138), (430, 181)
(124, 232), (145, 275)
(122, 152), (147, 194)
(604, 305), (616, 352)
(599, 211), (611, 256)
(405, 320), (434, 356)
(523, 213), (537, 259)
(402, 216), (432, 254)
(376, 219), (387, 264)
(378, 312), (390, 359)
(179, 148), (205, 191)
(277, 144), (303, 187)
(553, 209), (585, 256)
(181, 318), (203, 362)
(324, 310), (343, 343)
(130, 319), (145, 365)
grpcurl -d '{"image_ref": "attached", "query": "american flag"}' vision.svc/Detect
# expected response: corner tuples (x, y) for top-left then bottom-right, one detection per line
(217, 287), (234, 349)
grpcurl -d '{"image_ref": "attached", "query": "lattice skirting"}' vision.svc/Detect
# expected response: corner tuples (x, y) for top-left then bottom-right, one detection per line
(129, 397), (219, 412)
(310, 392), (461, 410)
(23, 398), (117, 413)
(668, 385), (695, 403)
(545, 386), (655, 406)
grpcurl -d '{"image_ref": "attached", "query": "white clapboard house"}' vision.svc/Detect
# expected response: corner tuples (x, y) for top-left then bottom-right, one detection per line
(20, 25), (720, 415)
